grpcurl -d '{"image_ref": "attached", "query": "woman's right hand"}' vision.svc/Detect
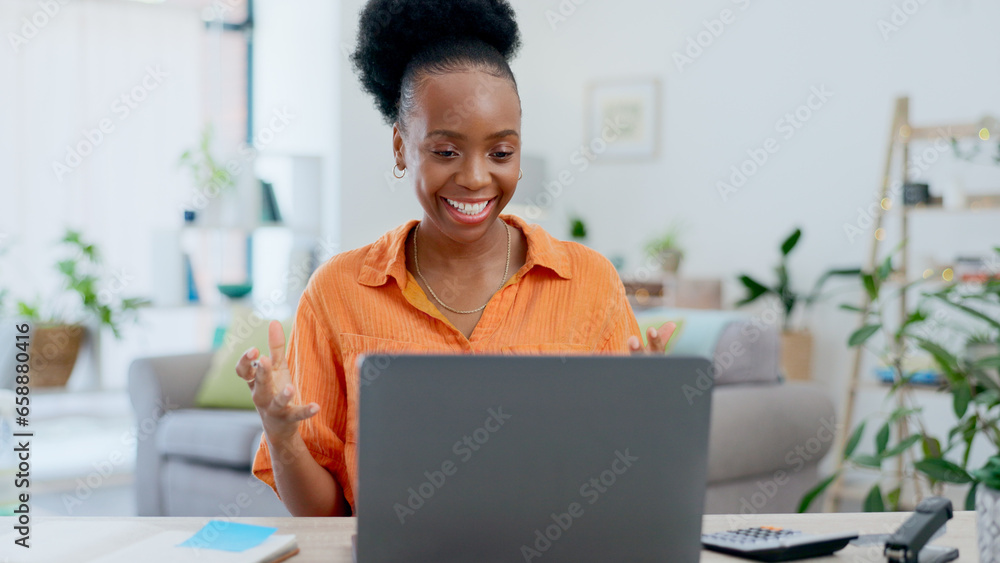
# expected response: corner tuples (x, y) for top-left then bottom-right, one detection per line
(235, 320), (320, 443)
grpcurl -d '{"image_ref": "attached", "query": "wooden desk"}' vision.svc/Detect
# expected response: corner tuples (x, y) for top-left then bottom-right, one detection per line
(1, 511), (979, 562)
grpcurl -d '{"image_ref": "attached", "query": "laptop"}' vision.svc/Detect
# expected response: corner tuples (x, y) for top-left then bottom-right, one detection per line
(355, 354), (713, 562)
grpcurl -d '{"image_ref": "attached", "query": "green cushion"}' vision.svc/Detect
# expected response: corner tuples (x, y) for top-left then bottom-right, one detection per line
(194, 305), (293, 409)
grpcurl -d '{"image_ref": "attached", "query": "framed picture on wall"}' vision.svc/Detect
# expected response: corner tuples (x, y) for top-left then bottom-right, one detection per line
(585, 78), (661, 160)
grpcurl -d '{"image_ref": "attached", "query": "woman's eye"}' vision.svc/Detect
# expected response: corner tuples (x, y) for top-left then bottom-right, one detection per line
(434, 151), (457, 157)
(491, 151), (513, 158)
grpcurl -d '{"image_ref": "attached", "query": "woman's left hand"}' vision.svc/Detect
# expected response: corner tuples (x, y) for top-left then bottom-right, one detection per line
(627, 321), (677, 355)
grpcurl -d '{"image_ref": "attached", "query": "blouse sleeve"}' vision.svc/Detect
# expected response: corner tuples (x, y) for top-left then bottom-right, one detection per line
(595, 264), (642, 354)
(251, 290), (352, 510)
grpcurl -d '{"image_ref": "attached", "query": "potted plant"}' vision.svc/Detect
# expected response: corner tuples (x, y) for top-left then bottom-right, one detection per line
(643, 222), (684, 275)
(973, 455), (1000, 562)
(178, 123), (237, 225)
(735, 227), (860, 380)
(10, 230), (150, 387)
(799, 248), (1000, 513)
(569, 215), (588, 245)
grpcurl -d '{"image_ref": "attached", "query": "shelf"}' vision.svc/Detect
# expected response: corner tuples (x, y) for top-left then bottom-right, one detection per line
(902, 205), (1000, 215)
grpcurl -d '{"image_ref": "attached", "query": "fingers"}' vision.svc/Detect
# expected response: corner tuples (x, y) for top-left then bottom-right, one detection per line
(647, 322), (677, 354)
(288, 403), (321, 422)
(235, 347), (260, 382)
(627, 321), (677, 355)
(269, 383), (319, 421)
(268, 320), (287, 371)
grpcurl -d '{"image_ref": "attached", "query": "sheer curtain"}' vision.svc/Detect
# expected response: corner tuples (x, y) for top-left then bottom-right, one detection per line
(1, 0), (208, 305)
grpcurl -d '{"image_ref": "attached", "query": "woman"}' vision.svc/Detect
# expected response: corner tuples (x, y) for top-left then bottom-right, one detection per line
(235, 0), (675, 517)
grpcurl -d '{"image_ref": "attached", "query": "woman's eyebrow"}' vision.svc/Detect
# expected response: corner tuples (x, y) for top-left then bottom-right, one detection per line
(425, 129), (520, 140)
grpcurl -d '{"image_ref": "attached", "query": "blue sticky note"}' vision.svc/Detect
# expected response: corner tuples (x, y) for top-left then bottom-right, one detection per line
(178, 520), (278, 552)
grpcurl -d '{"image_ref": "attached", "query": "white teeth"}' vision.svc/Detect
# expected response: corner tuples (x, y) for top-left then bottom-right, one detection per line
(446, 198), (489, 215)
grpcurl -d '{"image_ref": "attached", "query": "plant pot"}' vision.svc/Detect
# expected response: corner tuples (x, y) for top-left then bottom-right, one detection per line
(781, 329), (813, 381)
(28, 324), (86, 387)
(655, 249), (683, 274)
(977, 484), (1000, 563)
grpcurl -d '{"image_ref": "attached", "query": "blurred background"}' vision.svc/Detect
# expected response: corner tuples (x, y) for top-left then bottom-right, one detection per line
(1, 0), (998, 518)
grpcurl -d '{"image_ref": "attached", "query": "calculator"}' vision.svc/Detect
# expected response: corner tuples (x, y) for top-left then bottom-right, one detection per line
(701, 526), (858, 561)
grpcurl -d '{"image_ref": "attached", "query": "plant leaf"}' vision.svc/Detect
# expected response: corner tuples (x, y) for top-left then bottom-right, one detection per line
(807, 268), (862, 304)
(797, 472), (838, 513)
(844, 421), (866, 458)
(781, 228), (802, 256)
(966, 482), (979, 511)
(862, 273), (879, 301)
(975, 356), (1000, 369)
(930, 293), (1000, 332)
(887, 486), (902, 511)
(915, 458), (972, 484)
(883, 434), (921, 458)
(736, 275), (771, 306)
(849, 324), (881, 347)
(864, 484), (885, 512)
(877, 255), (894, 282)
(953, 381), (972, 418)
(922, 434), (942, 459)
(875, 423), (890, 455)
(914, 337), (959, 381)
(840, 303), (865, 313)
(853, 454), (882, 469)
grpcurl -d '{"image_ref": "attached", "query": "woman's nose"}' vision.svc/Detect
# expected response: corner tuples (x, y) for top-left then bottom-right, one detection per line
(455, 156), (491, 190)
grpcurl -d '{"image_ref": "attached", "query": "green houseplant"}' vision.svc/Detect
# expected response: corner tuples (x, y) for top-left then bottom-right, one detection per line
(643, 222), (684, 274)
(735, 227), (860, 380)
(11, 229), (150, 386)
(569, 215), (587, 244)
(800, 247), (1000, 514)
(178, 123), (235, 198)
(973, 455), (1000, 561)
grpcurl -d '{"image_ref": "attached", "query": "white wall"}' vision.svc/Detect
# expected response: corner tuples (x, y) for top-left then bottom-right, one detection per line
(334, 0), (1000, 412)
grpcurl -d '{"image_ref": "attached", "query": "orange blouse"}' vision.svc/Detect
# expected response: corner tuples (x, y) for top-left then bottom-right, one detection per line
(252, 214), (641, 512)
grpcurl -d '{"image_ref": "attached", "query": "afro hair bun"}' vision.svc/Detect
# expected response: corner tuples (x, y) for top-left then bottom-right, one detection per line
(351, 0), (521, 124)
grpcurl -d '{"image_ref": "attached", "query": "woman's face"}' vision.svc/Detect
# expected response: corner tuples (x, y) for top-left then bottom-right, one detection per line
(394, 70), (521, 244)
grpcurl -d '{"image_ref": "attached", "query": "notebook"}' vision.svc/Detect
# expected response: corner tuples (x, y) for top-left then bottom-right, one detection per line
(89, 531), (298, 563)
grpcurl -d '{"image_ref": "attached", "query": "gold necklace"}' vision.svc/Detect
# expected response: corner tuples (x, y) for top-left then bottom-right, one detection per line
(413, 220), (511, 314)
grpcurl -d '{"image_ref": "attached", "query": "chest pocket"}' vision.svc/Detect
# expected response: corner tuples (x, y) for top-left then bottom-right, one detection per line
(339, 333), (441, 387)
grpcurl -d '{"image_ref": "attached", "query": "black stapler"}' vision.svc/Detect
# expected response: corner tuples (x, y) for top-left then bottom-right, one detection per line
(882, 496), (957, 563)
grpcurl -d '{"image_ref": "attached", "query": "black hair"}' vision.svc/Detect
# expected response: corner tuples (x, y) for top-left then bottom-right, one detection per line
(351, 0), (522, 126)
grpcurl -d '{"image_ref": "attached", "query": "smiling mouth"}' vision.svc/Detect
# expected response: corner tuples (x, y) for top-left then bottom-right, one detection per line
(442, 196), (496, 215)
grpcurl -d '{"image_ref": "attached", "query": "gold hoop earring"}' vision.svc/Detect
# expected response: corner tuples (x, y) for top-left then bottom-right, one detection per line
(392, 164), (406, 179)
(518, 169), (523, 180)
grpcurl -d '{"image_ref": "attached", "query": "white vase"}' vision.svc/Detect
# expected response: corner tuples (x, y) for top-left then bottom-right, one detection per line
(977, 484), (1000, 563)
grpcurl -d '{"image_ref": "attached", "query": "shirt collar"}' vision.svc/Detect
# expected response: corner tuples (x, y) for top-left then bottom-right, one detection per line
(358, 214), (573, 289)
